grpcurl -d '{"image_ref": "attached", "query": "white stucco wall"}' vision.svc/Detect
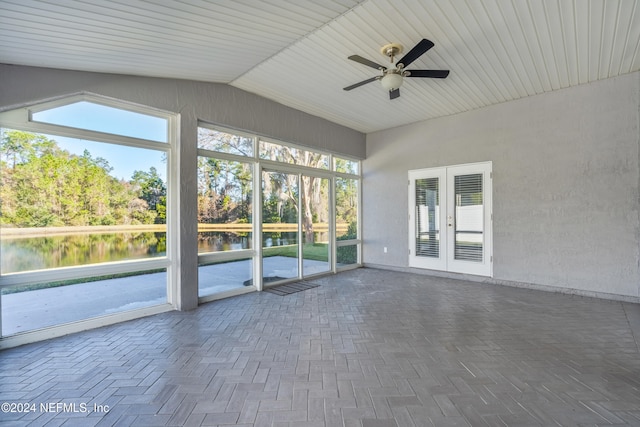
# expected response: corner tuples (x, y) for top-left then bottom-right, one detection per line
(364, 72), (640, 299)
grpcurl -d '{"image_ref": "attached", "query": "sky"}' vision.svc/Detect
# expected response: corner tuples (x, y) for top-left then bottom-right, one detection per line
(32, 101), (167, 181)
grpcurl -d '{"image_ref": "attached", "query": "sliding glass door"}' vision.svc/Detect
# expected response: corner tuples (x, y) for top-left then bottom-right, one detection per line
(261, 170), (331, 284)
(262, 171), (299, 282)
(197, 124), (360, 298)
(302, 175), (330, 276)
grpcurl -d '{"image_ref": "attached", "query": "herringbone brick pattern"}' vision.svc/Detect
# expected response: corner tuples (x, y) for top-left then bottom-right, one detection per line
(1, 268), (639, 426)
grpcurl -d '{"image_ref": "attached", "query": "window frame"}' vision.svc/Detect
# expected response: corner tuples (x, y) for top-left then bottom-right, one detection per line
(0, 93), (178, 310)
(196, 121), (362, 297)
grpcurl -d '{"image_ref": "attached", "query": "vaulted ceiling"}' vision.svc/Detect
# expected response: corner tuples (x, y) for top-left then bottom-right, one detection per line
(1, 0), (639, 133)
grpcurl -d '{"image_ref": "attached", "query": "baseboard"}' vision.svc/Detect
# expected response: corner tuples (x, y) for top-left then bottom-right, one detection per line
(363, 263), (640, 304)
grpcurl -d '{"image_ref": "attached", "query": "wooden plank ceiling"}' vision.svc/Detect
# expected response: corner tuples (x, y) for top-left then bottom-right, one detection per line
(1, 0), (639, 133)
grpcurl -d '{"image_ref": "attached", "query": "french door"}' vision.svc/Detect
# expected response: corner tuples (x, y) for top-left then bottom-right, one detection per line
(408, 162), (492, 276)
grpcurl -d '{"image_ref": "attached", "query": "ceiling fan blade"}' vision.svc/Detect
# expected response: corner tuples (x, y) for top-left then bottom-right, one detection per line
(343, 76), (379, 91)
(348, 55), (387, 70)
(389, 88), (400, 99)
(397, 39), (434, 68)
(406, 69), (450, 78)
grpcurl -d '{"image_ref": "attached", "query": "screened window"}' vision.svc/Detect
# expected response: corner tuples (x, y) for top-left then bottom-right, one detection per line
(337, 244), (359, 266)
(197, 123), (362, 297)
(260, 140), (329, 169)
(0, 130), (167, 273)
(197, 157), (253, 253)
(32, 101), (168, 142)
(336, 177), (359, 267)
(0, 96), (174, 338)
(197, 127), (253, 156)
(196, 127), (255, 298)
(2, 270), (167, 335)
(334, 157), (359, 174)
(336, 177), (358, 240)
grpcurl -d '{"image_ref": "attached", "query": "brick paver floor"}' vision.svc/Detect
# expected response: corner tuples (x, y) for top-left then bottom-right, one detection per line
(1, 268), (639, 426)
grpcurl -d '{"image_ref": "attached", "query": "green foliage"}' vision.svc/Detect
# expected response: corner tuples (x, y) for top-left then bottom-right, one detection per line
(131, 167), (167, 224)
(337, 244), (358, 265)
(0, 130), (166, 227)
(336, 177), (358, 230)
(197, 156), (252, 225)
(263, 243), (328, 262)
(336, 221), (358, 265)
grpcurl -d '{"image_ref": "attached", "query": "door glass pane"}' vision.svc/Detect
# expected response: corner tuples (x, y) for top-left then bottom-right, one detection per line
(415, 177), (440, 258)
(454, 173), (483, 262)
(302, 175), (330, 276)
(262, 171), (298, 281)
(198, 258), (253, 297)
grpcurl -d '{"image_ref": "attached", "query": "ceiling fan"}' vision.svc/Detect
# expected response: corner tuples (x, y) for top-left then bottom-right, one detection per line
(343, 39), (449, 99)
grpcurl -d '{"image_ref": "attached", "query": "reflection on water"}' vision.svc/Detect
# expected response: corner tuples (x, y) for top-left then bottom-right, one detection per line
(197, 232), (251, 253)
(263, 232), (297, 247)
(1, 232), (166, 273)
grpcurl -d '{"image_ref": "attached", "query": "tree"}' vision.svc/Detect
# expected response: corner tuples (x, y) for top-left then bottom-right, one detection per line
(0, 129), (165, 227)
(130, 167), (166, 224)
(336, 177), (358, 239)
(197, 156), (252, 225)
(0, 130), (56, 168)
(197, 128), (253, 156)
(260, 142), (328, 244)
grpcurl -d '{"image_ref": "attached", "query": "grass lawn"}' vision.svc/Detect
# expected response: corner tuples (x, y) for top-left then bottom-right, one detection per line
(263, 243), (328, 261)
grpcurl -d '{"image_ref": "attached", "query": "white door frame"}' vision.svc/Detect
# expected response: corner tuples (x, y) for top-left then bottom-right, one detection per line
(409, 161), (492, 277)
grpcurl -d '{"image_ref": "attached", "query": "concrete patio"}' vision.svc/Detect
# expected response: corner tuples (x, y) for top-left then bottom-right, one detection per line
(2, 257), (330, 336)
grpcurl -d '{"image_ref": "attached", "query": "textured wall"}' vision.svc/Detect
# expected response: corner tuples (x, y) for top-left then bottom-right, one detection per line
(364, 72), (640, 298)
(0, 64), (366, 158)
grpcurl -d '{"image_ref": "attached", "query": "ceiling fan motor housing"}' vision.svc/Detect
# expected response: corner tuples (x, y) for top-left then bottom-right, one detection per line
(380, 43), (403, 62)
(380, 71), (403, 91)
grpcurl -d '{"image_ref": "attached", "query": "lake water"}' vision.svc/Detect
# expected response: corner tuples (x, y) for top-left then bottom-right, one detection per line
(0, 232), (167, 273)
(1, 231), (256, 273)
(197, 232), (251, 253)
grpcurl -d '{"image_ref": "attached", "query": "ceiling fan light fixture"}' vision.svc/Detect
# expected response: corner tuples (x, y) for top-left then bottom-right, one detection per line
(344, 39), (448, 99)
(380, 72), (403, 91)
